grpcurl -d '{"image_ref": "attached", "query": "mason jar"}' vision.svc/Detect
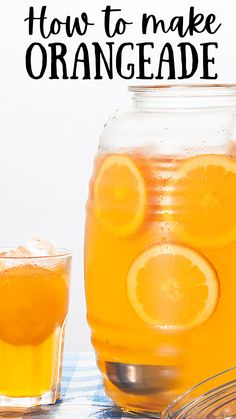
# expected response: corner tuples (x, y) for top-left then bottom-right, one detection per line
(85, 85), (236, 414)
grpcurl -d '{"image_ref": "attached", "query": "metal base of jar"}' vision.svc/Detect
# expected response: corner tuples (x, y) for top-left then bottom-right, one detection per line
(105, 362), (179, 396)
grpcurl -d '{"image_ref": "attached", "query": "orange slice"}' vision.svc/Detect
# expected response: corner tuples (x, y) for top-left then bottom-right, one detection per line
(94, 155), (146, 237)
(167, 154), (236, 248)
(0, 264), (68, 346)
(127, 243), (219, 330)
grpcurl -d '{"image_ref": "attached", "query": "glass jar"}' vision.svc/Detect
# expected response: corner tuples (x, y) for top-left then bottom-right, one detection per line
(85, 85), (236, 414)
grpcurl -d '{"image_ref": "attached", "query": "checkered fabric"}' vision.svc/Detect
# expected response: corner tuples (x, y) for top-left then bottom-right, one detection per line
(21, 352), (159, 419)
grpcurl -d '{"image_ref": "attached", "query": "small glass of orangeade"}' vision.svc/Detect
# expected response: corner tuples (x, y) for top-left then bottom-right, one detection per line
(0, 238), (71, 409)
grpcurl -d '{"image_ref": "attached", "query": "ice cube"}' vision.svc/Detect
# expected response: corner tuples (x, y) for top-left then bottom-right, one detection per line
(6, 247), (32, 257)
(22, 238), (57, 257)
(2, 238), (57, 258)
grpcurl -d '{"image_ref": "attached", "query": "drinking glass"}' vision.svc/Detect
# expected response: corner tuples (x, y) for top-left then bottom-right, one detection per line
(0, 249), (71, 408)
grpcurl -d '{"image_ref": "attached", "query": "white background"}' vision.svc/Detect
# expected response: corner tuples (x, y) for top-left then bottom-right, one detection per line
(0, 0), (235, 351)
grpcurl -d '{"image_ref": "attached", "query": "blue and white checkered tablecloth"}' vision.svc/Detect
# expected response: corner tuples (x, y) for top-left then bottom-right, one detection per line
(21, 352), (159, 419)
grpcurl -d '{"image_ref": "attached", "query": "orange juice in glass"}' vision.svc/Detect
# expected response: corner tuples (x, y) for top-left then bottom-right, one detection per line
(0, 239), (71, 408)
(85, 85), (236, 413)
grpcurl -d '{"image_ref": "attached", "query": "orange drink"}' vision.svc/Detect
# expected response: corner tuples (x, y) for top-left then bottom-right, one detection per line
(85, 150), (236, 413)
(0, 243), (71, 408)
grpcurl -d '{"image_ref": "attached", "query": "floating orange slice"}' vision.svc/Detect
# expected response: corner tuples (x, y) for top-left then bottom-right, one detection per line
(0, 265), (68, 346)
(166, 154), (236, 248)
(94, 155), (146, 237)
(127, 243), (219, 330)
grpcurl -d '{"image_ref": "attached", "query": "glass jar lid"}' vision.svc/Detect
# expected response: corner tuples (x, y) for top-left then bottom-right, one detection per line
(128, 84), (236, 109)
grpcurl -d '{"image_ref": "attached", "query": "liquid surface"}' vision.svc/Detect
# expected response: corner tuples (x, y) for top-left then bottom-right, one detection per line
(85, 151), (236, 412)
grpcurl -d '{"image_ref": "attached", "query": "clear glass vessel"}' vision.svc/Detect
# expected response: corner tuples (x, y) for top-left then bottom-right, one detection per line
(161, 366), (236, 418)
(0, 249), (71, 408)
(85, 85), (236, 413)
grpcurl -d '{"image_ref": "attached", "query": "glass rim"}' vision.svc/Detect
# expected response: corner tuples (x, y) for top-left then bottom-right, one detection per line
(128, 84), (236, 96)
(0, 247), (72, 260)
